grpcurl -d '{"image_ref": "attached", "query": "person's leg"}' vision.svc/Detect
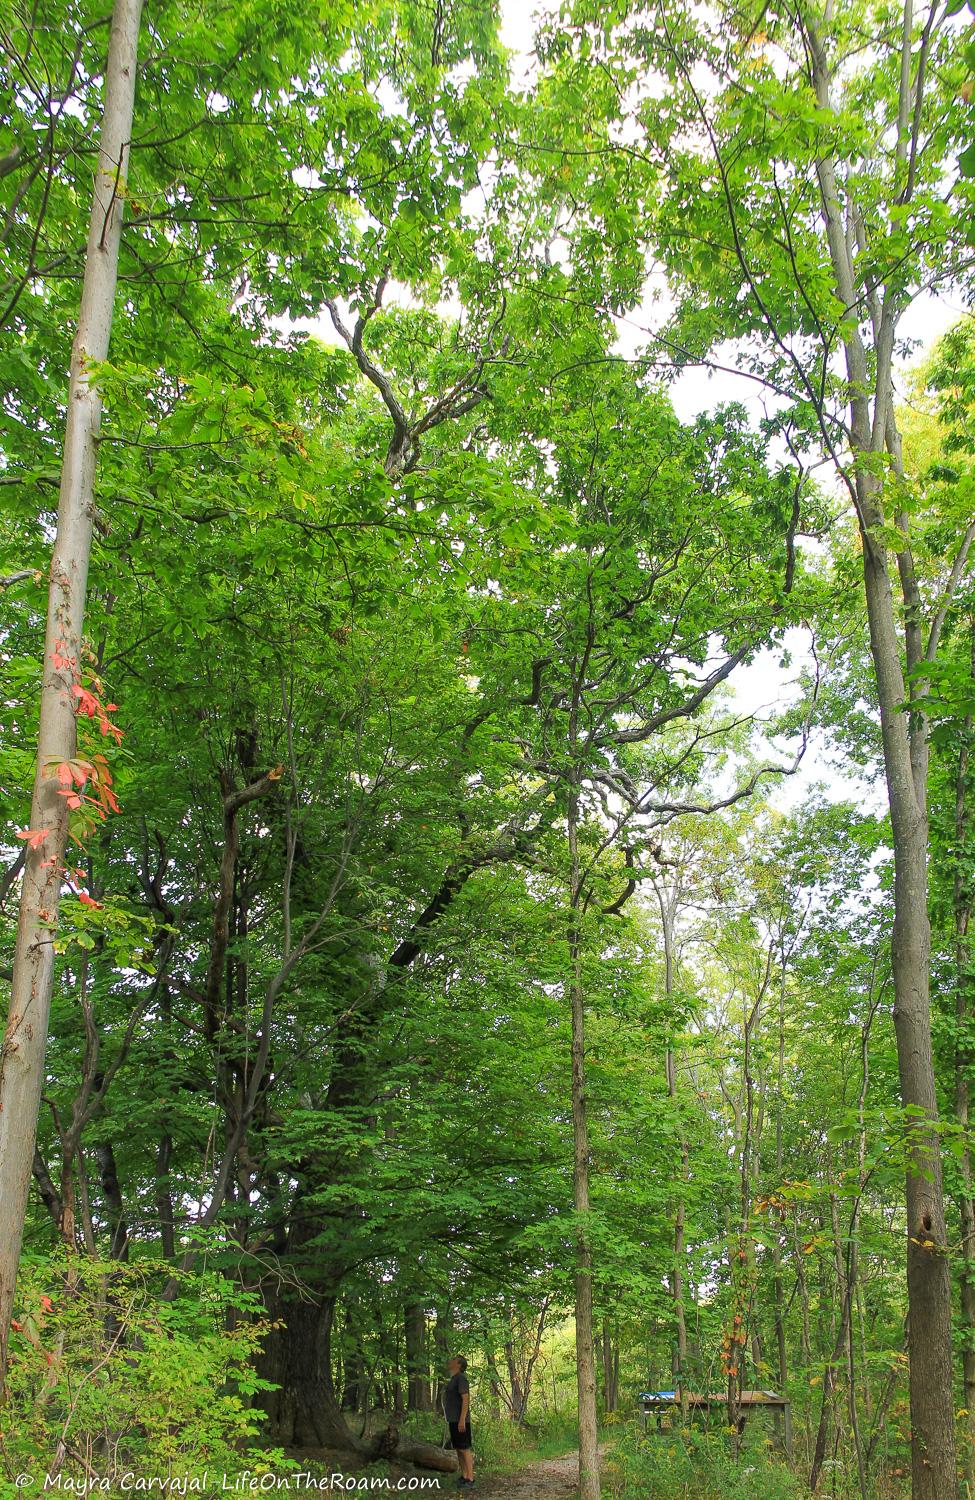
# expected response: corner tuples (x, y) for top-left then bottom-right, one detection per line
(449, 1423), (464, 1485)
(460, 1428), (474, 1483)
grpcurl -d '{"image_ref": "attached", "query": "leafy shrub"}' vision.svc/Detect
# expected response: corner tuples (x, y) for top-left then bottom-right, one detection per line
(0, 1254), (285, 1487)
(604, 1424), (804, 1500)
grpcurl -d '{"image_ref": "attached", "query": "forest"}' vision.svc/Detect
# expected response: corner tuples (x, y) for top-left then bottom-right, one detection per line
(1, 0), (975, 1496)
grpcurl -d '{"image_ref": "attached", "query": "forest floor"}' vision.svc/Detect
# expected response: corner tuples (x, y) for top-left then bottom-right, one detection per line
(283, 1441), (594, 1497)
(471, 1446), (586, 1497)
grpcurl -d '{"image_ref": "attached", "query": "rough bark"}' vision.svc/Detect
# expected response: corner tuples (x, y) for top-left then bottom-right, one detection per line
(260, 1287), (358, 1449)
(0, 0), (143, 1391)
(259, 1289), (453, 1472)
(94, 1139), (129, 1261)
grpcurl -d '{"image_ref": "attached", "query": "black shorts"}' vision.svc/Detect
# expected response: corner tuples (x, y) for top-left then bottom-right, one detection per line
(449, 1420), (472, 1451)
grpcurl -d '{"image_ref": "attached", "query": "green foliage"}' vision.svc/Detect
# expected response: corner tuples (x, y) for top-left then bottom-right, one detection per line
(1, 1256), (282, 1484)
(2, 0), (975, 1493)
(605, 1427), (804, 1500)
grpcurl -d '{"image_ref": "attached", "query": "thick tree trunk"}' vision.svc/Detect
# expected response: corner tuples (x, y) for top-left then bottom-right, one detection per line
(259, 1292), (453, 1472)
(0, 0), (143, 1391)
(260, 1289), (353, 1449)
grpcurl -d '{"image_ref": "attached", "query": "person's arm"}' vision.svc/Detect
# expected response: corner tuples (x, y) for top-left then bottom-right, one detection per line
(458, 1378), (470, 1431)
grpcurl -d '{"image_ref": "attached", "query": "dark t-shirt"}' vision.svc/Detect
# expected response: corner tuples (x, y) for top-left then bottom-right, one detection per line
(444, 1372), (470, 1424)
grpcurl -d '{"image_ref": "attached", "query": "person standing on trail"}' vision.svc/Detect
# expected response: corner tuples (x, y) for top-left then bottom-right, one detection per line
(444, 1355), (475, 1489)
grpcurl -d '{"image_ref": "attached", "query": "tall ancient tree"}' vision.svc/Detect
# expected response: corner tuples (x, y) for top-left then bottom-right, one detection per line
(4, 0), (975, 1490)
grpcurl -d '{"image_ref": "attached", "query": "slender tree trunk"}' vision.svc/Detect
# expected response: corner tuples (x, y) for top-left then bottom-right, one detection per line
(727, 959), (768, 1459)
(600, 1317), (619, 1416)
(405, 1302), (431, 1413)
(656, 884), (690, 1416)
(793, 1213), (812, 1369)
(32, 1150), (63, 1228)
(0, 0), (143, 1390)
(433, 1306), (450, 1416)
(505, 1325), (527, 1422)
(568, 775), (600, 1500)
(861, 539), (955, 1500)
(954, 623), (975, 1487)
(805, 22), (958, 1490)
(94, 1140), (128, 1261)
(341, 1307), (364, 1412)
(156, 1133), (176, 1260)
(810, 1285), (852, 1493)
(772, 947), (789, 1400)
(485, 1344), (507, 1419)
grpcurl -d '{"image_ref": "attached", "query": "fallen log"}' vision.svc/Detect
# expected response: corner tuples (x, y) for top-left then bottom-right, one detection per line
(283, 1428), (456, 1476)
(369, 1424), (456, 1472)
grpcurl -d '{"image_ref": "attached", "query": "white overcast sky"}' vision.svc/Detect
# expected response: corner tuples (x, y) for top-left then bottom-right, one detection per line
(493, 0), (971, 818)
(298, 1), (965, 819)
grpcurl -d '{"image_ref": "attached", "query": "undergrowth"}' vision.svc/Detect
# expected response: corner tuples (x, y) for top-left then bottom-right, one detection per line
(603, 1425), (804, 1500)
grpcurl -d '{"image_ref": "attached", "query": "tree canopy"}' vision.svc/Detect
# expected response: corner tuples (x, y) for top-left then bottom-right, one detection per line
(1, 2), (975, 1498)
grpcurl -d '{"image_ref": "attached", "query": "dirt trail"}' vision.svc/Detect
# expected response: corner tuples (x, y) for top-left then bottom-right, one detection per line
(471, 1449), (581, 1497)
(285, 1442), (604, 1497)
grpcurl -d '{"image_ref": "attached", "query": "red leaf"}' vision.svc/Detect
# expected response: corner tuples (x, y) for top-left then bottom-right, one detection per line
(16, 827), (51, 850)
(72, 685), (99, 718)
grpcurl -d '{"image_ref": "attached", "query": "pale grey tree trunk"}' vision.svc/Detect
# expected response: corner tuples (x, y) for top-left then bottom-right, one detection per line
(568, 775), (600, 1500)
(953, 624), (975, 1487)
(0, 0), (143, 1391)
(656, 883), (689, 1417)
(806, 18), (960, 1487)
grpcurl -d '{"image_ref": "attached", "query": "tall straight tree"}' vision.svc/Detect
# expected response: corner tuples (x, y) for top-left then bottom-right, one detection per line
(498, 357), (809, 1495)
(553, 0), (975, 1489)
(0, 0), (143, 1390)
